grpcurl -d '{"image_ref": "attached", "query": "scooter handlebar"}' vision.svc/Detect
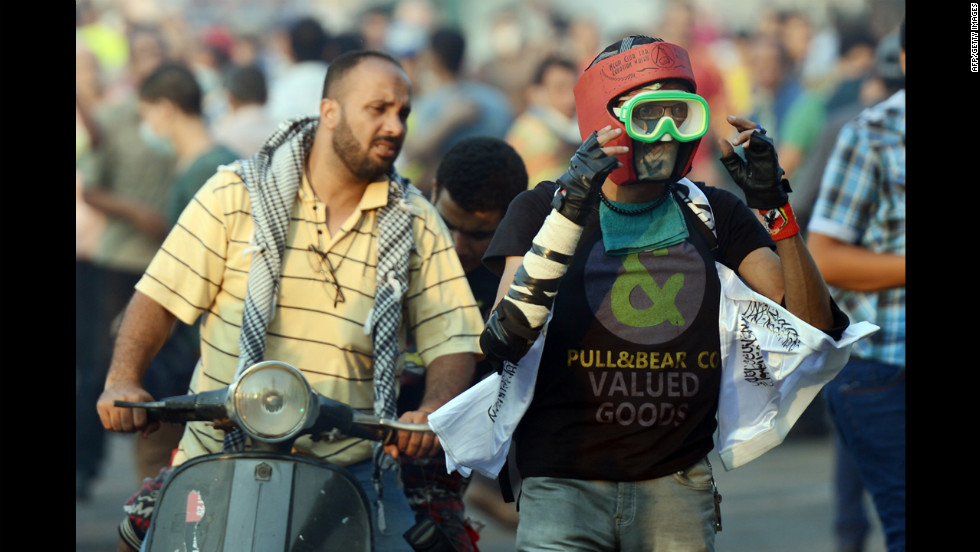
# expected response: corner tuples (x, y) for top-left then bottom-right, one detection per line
(114, 385), (434, 447)
(113, 389), (230, 424)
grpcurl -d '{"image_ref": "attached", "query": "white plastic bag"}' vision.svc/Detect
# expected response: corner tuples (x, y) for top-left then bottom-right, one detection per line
(428, 323), (547, 478)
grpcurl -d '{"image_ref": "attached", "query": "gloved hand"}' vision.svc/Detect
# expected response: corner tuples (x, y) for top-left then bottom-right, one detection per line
(552, 130), (621, 225)
(719, 131), (792, 210)
(480, 299), (541, 374)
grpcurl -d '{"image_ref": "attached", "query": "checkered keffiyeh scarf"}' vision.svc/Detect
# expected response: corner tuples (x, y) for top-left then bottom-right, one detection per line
(364, 159), (417, 532)
(221, 116), (417, 496)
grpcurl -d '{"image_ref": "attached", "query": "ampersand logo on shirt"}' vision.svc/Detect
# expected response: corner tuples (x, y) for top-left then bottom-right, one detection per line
(585, 241), (706, 345)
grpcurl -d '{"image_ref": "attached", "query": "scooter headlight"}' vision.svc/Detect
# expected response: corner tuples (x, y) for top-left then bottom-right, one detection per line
(227, 361), (316, 443)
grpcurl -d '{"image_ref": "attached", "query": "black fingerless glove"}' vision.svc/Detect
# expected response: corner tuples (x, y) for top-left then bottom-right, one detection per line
(551, 131), (620, 225)
(720, 131), (793, 210)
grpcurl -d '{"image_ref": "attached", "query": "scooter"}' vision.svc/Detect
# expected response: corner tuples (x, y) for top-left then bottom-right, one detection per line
(115, 360), (437, 552)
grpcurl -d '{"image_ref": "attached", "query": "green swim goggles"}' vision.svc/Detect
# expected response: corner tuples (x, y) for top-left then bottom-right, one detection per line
(612, 90), (710, 143)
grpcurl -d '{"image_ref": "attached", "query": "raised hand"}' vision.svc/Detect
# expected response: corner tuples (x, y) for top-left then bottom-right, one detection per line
(717, 116), (791, 210)
(552, 126), (626, 224)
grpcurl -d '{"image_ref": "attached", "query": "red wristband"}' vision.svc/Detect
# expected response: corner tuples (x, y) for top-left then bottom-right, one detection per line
(758, 201), (800, 241)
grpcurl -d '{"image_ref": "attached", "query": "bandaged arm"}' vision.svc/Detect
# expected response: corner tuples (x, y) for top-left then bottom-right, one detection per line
(480, 131), (619, 373)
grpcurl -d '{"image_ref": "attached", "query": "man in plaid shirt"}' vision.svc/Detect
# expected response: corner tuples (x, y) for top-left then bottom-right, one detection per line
(806, 18), (905, 552)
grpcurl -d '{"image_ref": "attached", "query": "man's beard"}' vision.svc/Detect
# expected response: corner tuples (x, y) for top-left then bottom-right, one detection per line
(331, 114), (400, 182)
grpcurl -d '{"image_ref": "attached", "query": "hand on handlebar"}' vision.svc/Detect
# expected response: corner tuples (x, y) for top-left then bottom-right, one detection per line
(97, 383), (160, 437)
(383, 409), (439, 460)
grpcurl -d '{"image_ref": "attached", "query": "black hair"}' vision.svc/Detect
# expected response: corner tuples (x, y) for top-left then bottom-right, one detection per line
(587, 35), (663, 70)
(320, 49), (404, 100)
(532, 56), (577, 85)
(289, 16), (329, 63)
(139, 62), (202, 116)
(429, 27), (466, 75)
(224, 63), (267, 104)
(836, 19), (876, 58)
(435, 136), (528, 214)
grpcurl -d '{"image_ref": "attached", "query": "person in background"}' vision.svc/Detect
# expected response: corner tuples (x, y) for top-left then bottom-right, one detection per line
(399, 136), (528, 550)
(745, 35), (803, 149)
(129, 61), (242, 483)
(139, 62), (242, 225)
(775, 19), (878, 182)
(76, 49), (107, 500)
(212, 63), (279, 156)
(792, 27), (905, 236)
(474, 9), (542, 116)
(806, 19), (905, 552)
(562, 16), (603, 75)
(77, 24), (176, 501)
(97, 49), (484, 552)
(397, 26), (513, 195)
(266, 15), (330, 123)
(357, 3), (393, 51)
(653, 0), (733, 188)
(787, 33), (906, 548)
(505, 56), (582, 188)
(186, 24), (236, 126)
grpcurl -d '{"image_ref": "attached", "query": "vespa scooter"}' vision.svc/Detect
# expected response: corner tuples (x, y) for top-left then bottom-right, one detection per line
(115, 360), (438, 552)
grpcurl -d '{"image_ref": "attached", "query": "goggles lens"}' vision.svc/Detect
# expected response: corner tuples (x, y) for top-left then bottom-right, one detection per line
(613, 91), (710, 143)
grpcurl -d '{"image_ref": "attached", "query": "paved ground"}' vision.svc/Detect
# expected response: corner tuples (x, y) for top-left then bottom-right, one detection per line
(77, 430), (885, 552)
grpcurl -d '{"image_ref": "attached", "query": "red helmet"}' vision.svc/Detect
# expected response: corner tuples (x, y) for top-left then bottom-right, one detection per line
(574, 38), (702, 185)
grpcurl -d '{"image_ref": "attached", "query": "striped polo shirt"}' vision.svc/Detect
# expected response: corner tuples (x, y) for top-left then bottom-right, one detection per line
(137, 167), (484, 467)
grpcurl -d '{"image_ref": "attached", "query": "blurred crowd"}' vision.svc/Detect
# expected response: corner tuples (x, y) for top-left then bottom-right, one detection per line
(76, 0), (905, 258)
(76, 0), (904, 546)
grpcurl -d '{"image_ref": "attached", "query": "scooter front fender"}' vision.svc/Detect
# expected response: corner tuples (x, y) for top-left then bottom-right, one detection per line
(144, 451), (374, 552)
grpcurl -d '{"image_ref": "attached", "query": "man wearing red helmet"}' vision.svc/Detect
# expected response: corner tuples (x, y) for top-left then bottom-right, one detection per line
(477, 35), (850, 551)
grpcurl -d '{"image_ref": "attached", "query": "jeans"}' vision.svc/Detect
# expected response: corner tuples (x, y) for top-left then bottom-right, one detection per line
(824, 358), (905, 552)
(348, 459), (420, 551)
(831, 428), (869, 552)
(515, 457), (718, 552)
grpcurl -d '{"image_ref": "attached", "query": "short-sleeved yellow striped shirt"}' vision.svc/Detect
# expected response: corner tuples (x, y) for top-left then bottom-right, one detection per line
(137, 167), (484, 467)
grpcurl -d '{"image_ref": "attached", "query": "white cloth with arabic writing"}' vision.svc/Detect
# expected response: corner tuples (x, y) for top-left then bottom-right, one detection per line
(428, 265), (878, 477)
(713, 264), (877, 470)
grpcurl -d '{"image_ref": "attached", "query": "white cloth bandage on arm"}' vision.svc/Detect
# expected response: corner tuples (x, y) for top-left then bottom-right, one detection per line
(504, 210), (585, 327)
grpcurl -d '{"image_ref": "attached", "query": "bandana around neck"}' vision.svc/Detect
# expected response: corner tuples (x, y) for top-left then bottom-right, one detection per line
(599, 184), (689, 255)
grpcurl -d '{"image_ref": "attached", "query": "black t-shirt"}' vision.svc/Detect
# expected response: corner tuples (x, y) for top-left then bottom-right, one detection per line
(483, 181), (774, 481)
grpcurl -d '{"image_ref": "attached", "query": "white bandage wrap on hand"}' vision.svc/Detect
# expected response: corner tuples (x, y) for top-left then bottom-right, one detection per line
(481, 207), (588, 373)
(504, 210), (584, 327)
